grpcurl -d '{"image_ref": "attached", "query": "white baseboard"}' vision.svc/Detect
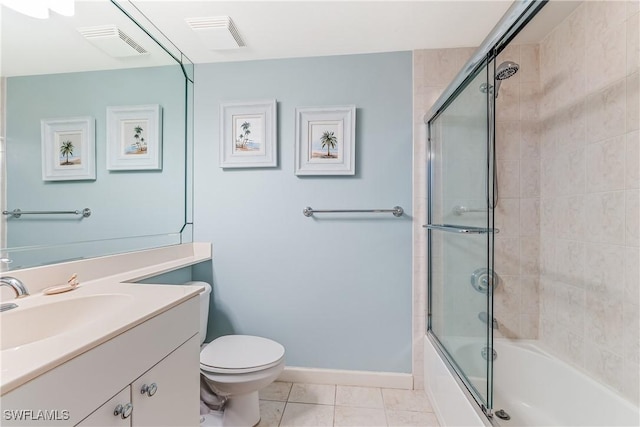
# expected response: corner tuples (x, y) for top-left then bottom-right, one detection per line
(278, 367), (414, 390)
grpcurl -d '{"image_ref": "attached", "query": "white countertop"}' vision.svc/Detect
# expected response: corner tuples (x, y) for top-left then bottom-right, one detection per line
(0, 243), (212, 395)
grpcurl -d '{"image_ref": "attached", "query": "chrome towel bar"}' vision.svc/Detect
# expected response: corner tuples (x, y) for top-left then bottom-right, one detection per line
(423, 224), (499, 234)
(2, 208), (92, 218)
(303, 206), (404, 217)
(452, 205), (487, 215)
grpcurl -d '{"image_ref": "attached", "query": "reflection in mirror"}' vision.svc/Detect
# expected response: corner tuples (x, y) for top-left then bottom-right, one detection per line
(0, 0), (193, 271)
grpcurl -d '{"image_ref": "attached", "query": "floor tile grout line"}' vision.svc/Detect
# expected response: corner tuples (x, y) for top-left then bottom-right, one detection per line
(332, 384), (338, 427)
(381, 387), (390, 427)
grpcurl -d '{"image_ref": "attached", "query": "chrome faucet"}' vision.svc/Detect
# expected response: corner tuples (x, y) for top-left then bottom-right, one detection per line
(0, 276), (29, 298)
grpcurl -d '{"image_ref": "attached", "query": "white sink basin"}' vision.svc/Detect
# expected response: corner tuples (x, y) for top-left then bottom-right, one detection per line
(0, 294), (134, 351)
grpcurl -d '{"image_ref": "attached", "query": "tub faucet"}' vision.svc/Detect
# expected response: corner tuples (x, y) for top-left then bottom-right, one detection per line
(0, 276), (29, 298)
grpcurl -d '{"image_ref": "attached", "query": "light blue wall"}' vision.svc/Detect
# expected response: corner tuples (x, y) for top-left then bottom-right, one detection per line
(192, 52), (413, 373)
(5, 66), (186, 250)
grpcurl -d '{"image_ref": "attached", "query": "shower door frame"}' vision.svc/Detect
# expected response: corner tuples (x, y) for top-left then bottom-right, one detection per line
(425, 60), (495, 416)
(423, 0), (548, 422)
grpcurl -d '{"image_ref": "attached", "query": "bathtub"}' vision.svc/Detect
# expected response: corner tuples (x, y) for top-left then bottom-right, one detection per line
(424, 336), (640, 426)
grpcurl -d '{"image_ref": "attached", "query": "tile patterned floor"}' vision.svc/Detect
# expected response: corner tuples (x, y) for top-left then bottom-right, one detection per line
(257, 382), (440, 427)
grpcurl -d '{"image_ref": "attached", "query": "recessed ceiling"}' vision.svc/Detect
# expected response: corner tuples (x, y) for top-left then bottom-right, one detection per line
(2, 1), (581, 78)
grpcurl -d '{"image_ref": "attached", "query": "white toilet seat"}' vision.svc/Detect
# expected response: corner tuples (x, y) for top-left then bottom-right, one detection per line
(200, 335), (285, 374)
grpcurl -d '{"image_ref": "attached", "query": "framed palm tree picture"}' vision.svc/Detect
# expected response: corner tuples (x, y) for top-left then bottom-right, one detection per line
(41, 116), (96, 181)
(106, 105), (162, 170)
(294, 105), (356, 175)
(219, 99), (277, 168)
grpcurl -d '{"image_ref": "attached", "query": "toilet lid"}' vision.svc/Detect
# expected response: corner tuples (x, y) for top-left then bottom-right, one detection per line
(200, 335), (285, 373)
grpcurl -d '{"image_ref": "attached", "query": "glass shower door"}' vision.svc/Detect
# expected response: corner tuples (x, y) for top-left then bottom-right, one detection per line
(426, 65), (495, 413)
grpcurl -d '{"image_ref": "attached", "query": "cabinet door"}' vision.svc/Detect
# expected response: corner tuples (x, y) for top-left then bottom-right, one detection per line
(131, 335), (200, 426)
(76, 387), (132, 427)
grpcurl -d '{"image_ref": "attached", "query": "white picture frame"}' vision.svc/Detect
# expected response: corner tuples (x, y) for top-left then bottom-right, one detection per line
(106, 105), (162, 170)
(41, 116), (96, 181)
(294, 105), (356, 175)
(219, 99), (277, 168)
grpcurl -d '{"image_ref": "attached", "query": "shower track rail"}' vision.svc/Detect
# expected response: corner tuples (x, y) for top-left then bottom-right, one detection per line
(423, 224), (498, 234)
(2, 208), (92, 218)
(303, 206), (404, 217)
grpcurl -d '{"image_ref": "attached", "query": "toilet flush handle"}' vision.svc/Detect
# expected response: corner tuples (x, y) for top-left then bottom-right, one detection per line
(140, 383), (158, 397)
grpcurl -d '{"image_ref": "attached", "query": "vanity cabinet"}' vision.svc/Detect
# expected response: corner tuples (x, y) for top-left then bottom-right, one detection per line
(77, 334), (199, 426)
(2, 297), (200, 426)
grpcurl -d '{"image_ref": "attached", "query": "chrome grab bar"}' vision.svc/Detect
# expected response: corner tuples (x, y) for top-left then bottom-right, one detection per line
(2, 208), (91, 218)
(303, 206), (404, 217)
(423, 224), (499, 234)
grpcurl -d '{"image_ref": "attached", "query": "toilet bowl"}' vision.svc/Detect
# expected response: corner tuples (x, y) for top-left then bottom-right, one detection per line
(186, 281), (285, 427)
(200, 335), (285, 426)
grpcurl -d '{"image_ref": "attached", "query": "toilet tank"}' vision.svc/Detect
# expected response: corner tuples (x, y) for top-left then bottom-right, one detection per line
(183, 281), (212, 345)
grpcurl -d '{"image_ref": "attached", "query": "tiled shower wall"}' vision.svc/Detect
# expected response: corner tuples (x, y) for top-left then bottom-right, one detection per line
(413, 0), (639, 403)
(537, 1), (639, 402)
(493, 44), (541, 340)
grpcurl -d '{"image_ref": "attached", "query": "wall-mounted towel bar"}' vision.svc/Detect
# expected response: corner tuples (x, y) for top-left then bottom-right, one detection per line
(2, 208), (92, 219)
(303, 206), (404, 217)
(423, 224), (498, 234)
(452, 205), (487, 215)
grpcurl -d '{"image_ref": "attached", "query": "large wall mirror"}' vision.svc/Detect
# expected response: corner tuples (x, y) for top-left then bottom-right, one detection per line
(0, 0), (193, 271)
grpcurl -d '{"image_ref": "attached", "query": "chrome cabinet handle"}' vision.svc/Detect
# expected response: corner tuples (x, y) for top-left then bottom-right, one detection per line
(140, 383), (158, 397)
(114, 403), (133, 419)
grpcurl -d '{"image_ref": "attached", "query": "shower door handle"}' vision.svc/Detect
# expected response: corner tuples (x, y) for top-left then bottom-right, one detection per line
(423, 224), (499, 234)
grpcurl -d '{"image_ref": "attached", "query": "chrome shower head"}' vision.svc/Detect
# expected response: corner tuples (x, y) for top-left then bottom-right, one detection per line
(479, 60), (520, 98)
(494, 60), (519, 98)
(495, 61), (519, 80)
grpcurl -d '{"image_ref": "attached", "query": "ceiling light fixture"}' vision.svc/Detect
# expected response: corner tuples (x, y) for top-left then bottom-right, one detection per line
(0, 0), (74, 19)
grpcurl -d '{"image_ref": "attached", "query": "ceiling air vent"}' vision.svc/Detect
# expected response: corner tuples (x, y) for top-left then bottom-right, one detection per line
(185, 16), (245, 50)
(78, 25), (148, 57)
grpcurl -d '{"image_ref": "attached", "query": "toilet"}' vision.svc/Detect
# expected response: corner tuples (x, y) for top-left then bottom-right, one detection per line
(187, 281), (285, 427)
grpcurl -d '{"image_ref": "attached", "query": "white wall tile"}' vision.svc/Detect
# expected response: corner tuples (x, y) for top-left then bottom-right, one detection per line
(627, 72), (639, 132)
(586, 80), (627, 144)
(584, 343), (625, 393)
(520, 198), (540, 236)
(495, 198), (520, 237)
(519, 45), (540, 84)
(520, 157), (540, 198)
(520, 237), (540, 276)
(626, 189), (640, 246)
(520, 120), (540, 160)
(585, 1), (627, 92)
(624, 246), (640, 301)
(586, 136), (626, 192)
(556, 148), (586, 196)
(496, 121), (521, 161)
(584, 243), (625, 297)
(555, 239), (586, 287)
(585, 191), (626, 245)
(627, 12), (640, 75)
